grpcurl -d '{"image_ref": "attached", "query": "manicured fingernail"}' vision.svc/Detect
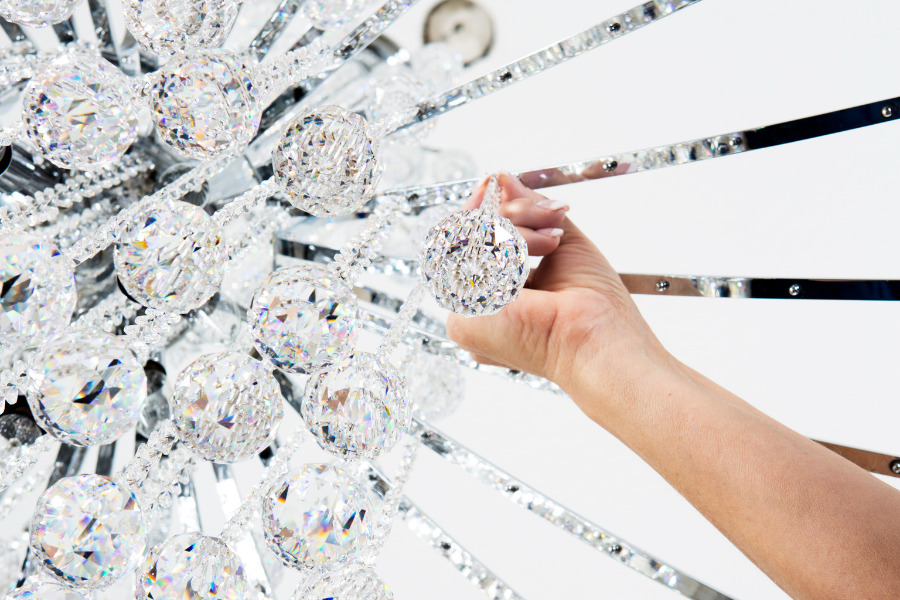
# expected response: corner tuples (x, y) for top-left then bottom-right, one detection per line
(536, 228), (564, 238)
(536, 199), (569, 211)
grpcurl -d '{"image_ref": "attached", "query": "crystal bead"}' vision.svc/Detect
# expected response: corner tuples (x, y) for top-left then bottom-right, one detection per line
(22, 52), (139, 170)
(0, 0), (81, 26)
(27, 327), (147, 447)
(294, 564), (393, 600)
(170, 351), (283, 463)
(124, 0), (239, 55)
(5, 580), (88, 600)
(31, 474), (147, 589)
(273, 106), (381, 217)
(407, 350), (463, 422)
(248, 264), (359, 374)
(115, 199), (227, 313)
(0, 233), (76, 352)
(419, 208), (528, 317)
(137, 533), (247, 600)
(262, 463), (371, 570)
(150, 49), (261, 160)
(301, 0), (370, 30)
(302, 353), (410, 460)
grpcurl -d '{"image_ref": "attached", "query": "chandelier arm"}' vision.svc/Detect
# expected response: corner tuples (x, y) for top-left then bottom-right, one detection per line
(332, 0), (422, 61)
(248, 0), (305, 60)
(812, 441), (900, 479)
(0, 16), (27, 42)
(175, 472), (202, 532)
(366, 462), (529, 600)
(411, 418), (734, 600)
(51, 17), (77, 45)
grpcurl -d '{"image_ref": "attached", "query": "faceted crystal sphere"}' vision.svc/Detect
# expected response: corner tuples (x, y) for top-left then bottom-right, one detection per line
(294, 565), (393, 600)
(27, 327), (148, 446)
(302, 353), (410, 460)
(301, 0), (370, 29)
(420, 208), (529, 317)
(248, 264), (358, 374)
(22, 52), (139, 170)
(0, 233), (76, 352)
(407, 350), (463, 422)
(0, 0), (82, 27)
(31, 474), (147, 588)
(124, 0), (239, 55)
(115, 199), (227, 313)
(137, 533), (247, 600)
(6, 580), (88, 600)
(151, 49), (261, 159)
(170, 351), (283, 463)
(273, 106), (381, 217)
(262, 463), (371, 570)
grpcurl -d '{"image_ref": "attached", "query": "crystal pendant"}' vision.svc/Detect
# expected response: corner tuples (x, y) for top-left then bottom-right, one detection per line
(419, 207), (529, 317)
(301, 353), (410, 460)
(273, 106), (381, 217)
(150, 49), (261, 160)
(124, 0), (240, 55)
(5, 580), (88, 600)
(293, 565), (393, 600)
(27, 327), (147, 447)
(115, 199), (228, 313)
(0, 233), (76, 352)
(248, 264), (358, 373)
(0, 0), (81, 27)
(406, 350), (463, 422)
(137, 533), (248, 600)
(22, 52), (140, 170)
(170, 351), (283, 463)
(31, 474), (147, 589)
(301, 0), (370, 30)
(365, 62), (431, 144)
(262, 463), (371, 570)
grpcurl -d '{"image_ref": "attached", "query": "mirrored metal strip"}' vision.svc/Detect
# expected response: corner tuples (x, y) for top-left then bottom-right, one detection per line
(0, 17), (28, 42)
(376, 95), (900, 213)
(332, 0), (419, 60)
(86, 0), (113, 48)
(248, 0), (304, 59)
(814, 441), (900, 478)
(366, 464), (528, 600)
(402, 0), (702, 129)
(410, 419), (733, 600)
(52, 18), (78, 44)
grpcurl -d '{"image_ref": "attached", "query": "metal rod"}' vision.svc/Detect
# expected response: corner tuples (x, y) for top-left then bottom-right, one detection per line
(248, 0), (304, 60)
(52, 17), (78, 44)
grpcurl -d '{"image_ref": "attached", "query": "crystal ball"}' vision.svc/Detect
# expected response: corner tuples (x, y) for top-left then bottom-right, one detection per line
(407, 350), (463, 422)
(302, 353), (411, 460)
(301, 0), (370, 29)
(115, 199), (228, 313)
(22, 52), (139, 170)
(0, 0), (81, 27)
(273, 106), (381, 217)
(262, 463), (371, 570)
(124, 0), (239, 55)
(137, 533), (247, 600)
(151, 49), (261, 160)
(27, 327), (147, 447)
(294, 564), (393, 600)
(419, 208), (529, 317)
(248, 264), (359, 374)
(170, 351), (283, 463)
(31, 474), (147, 589)
(6, 580), (88, 600)
(0, 233), (76, 352)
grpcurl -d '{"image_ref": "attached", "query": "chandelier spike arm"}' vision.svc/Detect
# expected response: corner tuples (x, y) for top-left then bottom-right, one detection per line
(248, 0), (306, 60)
(50, 17), (77, 44)
(376, 281), (426, 361)
(0, 16), (27, 41)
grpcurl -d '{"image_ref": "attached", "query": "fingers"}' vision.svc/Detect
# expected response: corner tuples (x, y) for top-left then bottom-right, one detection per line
(518, 225), (563, 256)
(498, 195), (568, 230)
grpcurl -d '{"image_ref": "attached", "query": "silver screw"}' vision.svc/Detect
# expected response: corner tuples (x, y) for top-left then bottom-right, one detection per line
(883, 106), (894, 118)
(788, 284), (801, 297)
(603, 160), (618, 172)
(655, 280), (670, 293)
(891, 460), (900, 475)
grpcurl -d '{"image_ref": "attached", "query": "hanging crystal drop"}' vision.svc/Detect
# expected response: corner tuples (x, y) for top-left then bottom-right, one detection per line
(0, 0), (81, 27)
(301, 0), (371, 30)
(169, 351), (283, 463)
(123, 0), (240, 55)
(27, 327), (147, 446)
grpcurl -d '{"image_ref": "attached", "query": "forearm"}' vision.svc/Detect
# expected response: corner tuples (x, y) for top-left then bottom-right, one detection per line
(568, 352), (900, 599)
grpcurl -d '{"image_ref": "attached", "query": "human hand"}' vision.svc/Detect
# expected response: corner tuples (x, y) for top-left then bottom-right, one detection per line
(446, 173), (673, 416)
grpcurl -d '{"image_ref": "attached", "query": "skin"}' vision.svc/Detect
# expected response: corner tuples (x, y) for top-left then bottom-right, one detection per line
(446, 173), (900, 600)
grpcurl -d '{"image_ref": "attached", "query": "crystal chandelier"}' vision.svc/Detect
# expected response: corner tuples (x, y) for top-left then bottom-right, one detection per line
(1, 1), (899, 599)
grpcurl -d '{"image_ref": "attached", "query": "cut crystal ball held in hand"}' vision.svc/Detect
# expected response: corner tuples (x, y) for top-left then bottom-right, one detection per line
(170, 351), (283, 463)
(124, 0), (240, 55)
(273, 105), (381, 217)
(31, 474), (147, 589)
(151, 49), (261, 160)
(0, 0), (81, 27)
(136, 533), (248, 600)
(248, 264), (359, 373)
(293, 564), (394, 600)
(22, 52), (140, 170)
(27, 327), (147, 447)
(5, 580), (88, 600)
(262, 463), (372, 570)
(115, 199), (228, 313)
(302, 353), (411, 460)
(0, 233), (76, 353)
(420, 207), (529, 317)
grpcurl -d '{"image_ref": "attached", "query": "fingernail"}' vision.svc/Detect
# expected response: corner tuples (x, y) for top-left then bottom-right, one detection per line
(536, 228), (564, 238)
(536, 199), (569, 211)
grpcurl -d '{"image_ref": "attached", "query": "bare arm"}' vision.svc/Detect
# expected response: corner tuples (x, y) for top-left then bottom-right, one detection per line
(447, 174), (900, 600)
